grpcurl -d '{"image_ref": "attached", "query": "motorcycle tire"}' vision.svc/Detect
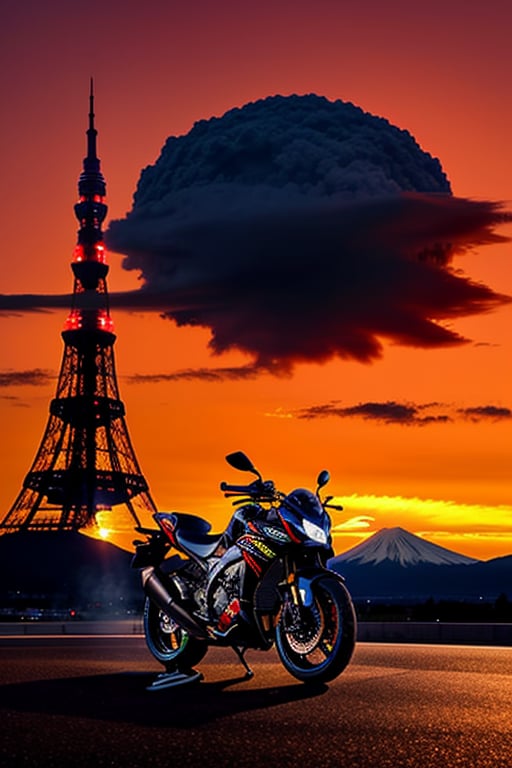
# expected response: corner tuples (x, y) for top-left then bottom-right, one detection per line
(143, 596), (208, 671)
(275, 575), (356, 684)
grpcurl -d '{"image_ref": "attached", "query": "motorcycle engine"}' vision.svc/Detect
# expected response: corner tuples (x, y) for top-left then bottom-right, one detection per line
(172, 560), (209, 618)
(169, 549), (245, 629)
(208, 558), (245, 623)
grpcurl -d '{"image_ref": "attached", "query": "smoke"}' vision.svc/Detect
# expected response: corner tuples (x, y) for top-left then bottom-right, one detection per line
(104, 94), (508, 371)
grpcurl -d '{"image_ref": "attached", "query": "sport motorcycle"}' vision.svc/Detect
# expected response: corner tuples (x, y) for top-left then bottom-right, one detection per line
(132, 451), (356, 685)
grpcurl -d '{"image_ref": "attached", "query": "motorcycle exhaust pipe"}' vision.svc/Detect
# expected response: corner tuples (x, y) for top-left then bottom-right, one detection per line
(141, 566), (207, 640)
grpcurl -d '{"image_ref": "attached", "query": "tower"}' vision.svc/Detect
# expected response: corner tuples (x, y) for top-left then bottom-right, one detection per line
(0, 82), (157, 535)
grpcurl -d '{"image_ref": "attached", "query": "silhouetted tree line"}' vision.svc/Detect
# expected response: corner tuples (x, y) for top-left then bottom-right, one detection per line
(355, 593), (512, 622)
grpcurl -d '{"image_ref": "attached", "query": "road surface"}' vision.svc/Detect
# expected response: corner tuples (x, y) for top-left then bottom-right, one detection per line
(0, 636), (511, 767)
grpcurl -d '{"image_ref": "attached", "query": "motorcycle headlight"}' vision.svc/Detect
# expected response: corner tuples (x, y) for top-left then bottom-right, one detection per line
(303, 518), (328, 545)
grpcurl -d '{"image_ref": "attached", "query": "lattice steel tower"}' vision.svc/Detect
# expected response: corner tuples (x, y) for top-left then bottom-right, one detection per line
(0, 82), (157, 534)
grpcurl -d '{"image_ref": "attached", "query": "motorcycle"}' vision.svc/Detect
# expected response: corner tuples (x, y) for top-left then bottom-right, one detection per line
(132, 451), (356, 685)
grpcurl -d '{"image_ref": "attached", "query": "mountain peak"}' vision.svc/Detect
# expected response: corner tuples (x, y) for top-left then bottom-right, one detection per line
(333, 527), (479, 567)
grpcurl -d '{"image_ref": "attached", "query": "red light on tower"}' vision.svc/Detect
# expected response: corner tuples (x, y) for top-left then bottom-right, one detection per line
(72, 242), (107, 265)
(73, 245), (84, 263)
(64, 310), (83, 332)
(94, 242), (106, 264)
(63, 309), (114, 335)
(96, 310), (114, 333)
(79, 194), (104, 204)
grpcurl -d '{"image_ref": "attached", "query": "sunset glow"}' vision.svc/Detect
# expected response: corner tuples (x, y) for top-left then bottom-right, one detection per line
(331, 494), (512, 560)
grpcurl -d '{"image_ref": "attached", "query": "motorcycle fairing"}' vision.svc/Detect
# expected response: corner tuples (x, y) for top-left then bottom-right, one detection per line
(236, 532), (279, 575)
(279, 489), (332, 548)
(259, 523), (291, 544)
(222, 503), (264, 546)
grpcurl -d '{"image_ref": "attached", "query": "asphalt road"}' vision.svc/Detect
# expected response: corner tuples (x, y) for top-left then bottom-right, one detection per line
(0, 636), (511, 768)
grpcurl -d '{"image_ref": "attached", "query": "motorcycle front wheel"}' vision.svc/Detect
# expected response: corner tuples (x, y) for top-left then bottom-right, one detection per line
(275, 575), (356, 684)
(143, 597), (208, 672)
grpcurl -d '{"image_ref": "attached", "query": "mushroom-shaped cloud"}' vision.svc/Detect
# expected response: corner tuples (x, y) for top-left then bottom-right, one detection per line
(107, 94), (510, 373)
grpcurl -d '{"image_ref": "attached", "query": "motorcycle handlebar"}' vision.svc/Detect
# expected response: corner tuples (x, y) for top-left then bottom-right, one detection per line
(220, 481), (257, 494)
(220, 479), (276, 498)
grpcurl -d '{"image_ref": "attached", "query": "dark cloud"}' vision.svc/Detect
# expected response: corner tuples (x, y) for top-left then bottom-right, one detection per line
(296, 400), (451, 425)
(0, 369), (54, 387)
(0, 290), (193, 313)
(105, 94), (510, 373)
(296, 400), (512, 425)
(3, 96), (509, 372)
(0, 295), (70, 312)
(127, 364), (260, 383)
(459, 405), (512, 421)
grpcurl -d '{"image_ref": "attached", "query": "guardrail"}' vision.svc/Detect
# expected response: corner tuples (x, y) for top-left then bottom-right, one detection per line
(0, 619), (511, 644)
(357, 621), (512, 645)
(0, 619), (144, 635)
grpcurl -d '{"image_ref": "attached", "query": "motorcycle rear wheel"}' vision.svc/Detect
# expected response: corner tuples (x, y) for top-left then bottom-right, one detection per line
(143, 596), (208, 671)
(275, 575), (356, 684)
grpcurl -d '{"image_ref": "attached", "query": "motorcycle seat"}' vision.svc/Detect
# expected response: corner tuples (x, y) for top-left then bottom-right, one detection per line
(170, 513), (224, 558)
(175, 530), (224, 558)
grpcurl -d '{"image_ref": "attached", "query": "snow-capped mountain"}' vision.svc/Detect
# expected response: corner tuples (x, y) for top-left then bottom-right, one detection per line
(333, 527), (479, 567)
(329, 527), (511, 600)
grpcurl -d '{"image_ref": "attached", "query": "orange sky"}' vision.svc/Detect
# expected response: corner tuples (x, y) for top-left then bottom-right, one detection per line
(0, 0), (511, 560)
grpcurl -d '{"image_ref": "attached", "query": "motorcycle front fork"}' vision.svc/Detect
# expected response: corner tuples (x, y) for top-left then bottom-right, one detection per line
(230, 556), (310, 679)
(282, 554), (303, 607)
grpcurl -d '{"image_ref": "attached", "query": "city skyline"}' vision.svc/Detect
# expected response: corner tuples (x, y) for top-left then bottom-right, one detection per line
(0, 0), (511, 559)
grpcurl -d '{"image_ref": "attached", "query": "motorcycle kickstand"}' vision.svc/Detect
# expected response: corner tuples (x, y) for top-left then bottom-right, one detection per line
(232, 646), (254, 678)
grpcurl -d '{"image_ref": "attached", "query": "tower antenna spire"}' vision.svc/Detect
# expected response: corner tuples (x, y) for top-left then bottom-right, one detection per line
(81, 78), (105, 198)
(86, 76), (99, 165)
(89, 77), (95, 131)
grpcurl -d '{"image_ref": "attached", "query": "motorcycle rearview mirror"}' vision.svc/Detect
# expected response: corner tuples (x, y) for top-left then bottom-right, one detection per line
(316, 469), (330, 494)
(225, 451), (262, 479)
